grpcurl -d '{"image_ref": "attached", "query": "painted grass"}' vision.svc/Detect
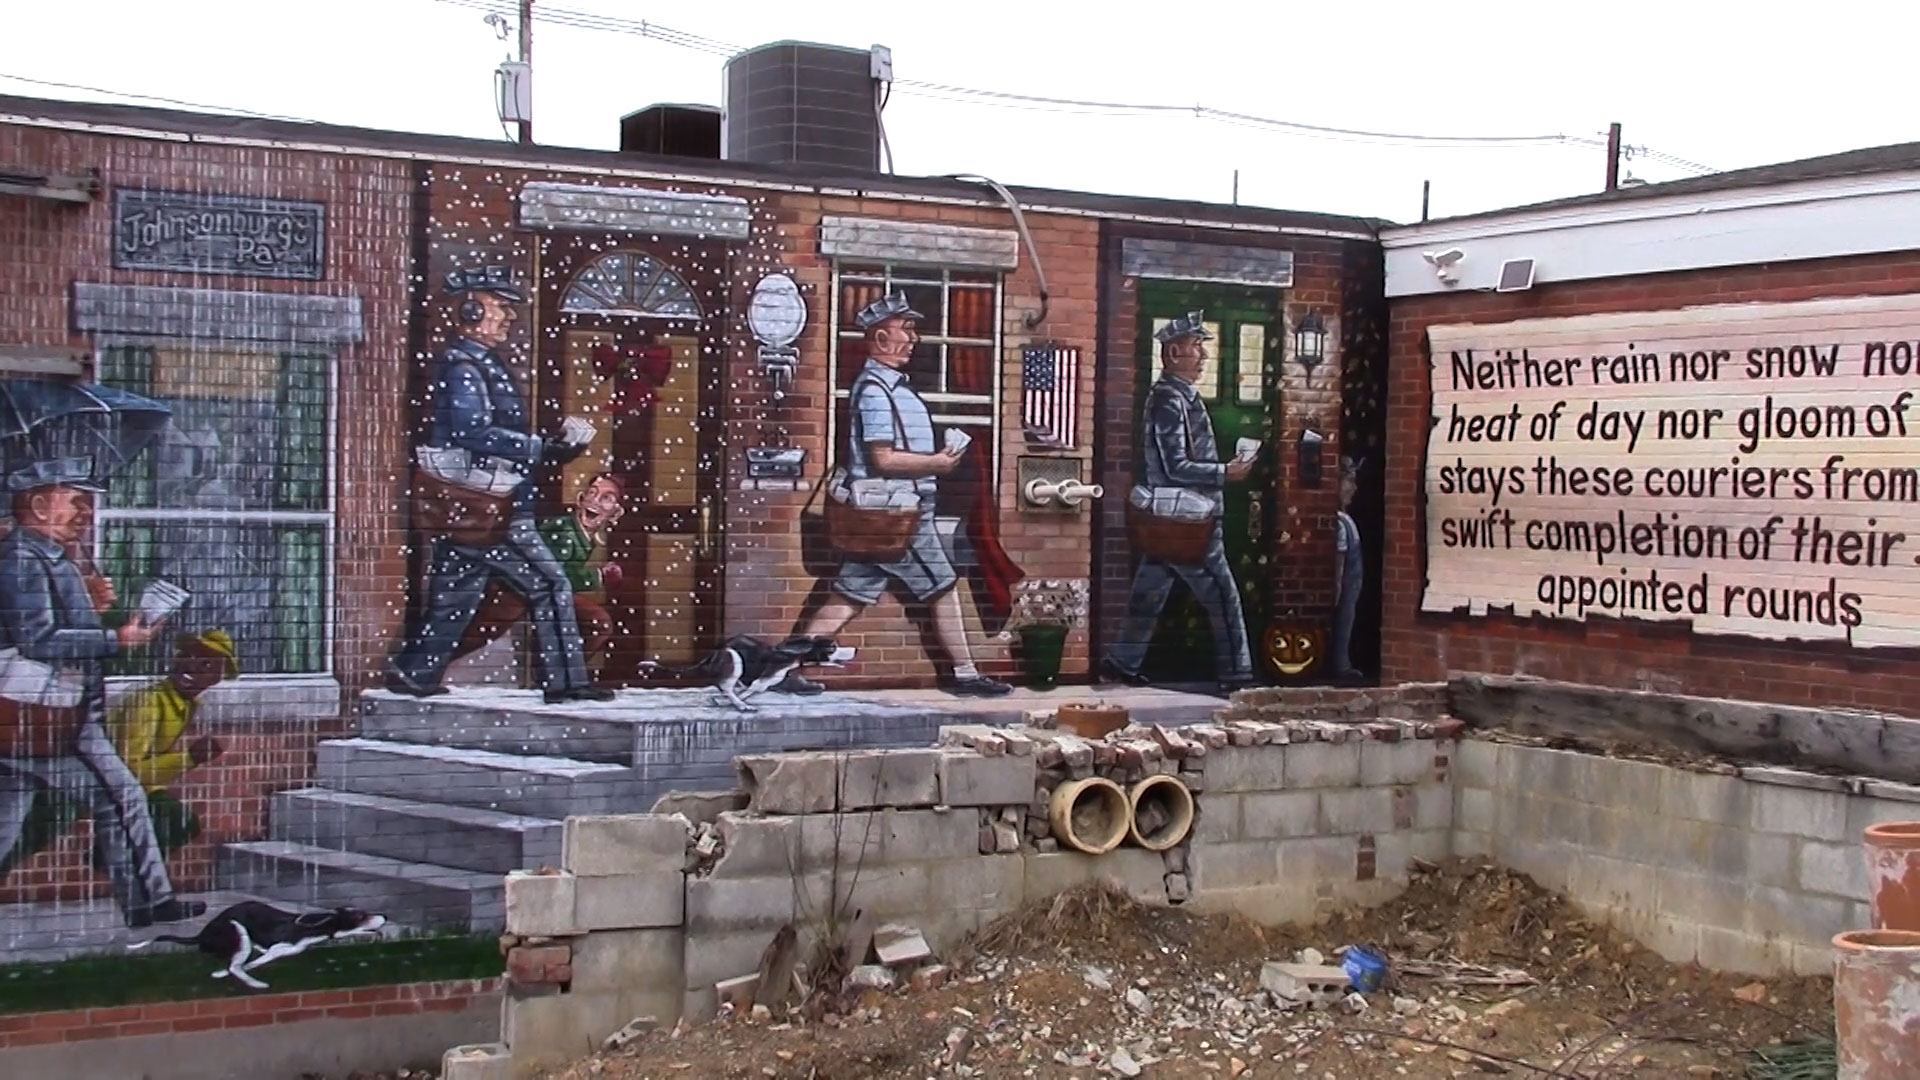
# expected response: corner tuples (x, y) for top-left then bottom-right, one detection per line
(0, 933), (499, 1015)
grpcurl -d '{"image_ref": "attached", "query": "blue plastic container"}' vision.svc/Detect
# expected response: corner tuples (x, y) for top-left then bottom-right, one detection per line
(1343, 945), (1389, 993)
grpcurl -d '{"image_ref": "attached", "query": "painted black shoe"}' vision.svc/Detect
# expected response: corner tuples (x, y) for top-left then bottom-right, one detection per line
(948, 675), (1013, 697)
(127, 898), (206, 929)
(772, 672), (825, 696)
(546, 687), (617, 704)
(1216, 675), (1257, 697)
(384, 673), (450, 698)
(1097, 657), (1151, 688)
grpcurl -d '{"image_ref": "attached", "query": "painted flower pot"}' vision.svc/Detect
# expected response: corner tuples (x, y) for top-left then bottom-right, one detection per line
(1017, 625), (1069, 690)
(1832, 929), (1920, 1079)
(1864, 823), (1920, 931)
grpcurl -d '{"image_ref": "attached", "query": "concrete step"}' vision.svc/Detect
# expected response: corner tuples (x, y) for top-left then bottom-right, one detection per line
(270, 787), (562, 875)
(316, 738), (653, 819)
(359, 690), (953, 775)
(218, 840), (505, 932)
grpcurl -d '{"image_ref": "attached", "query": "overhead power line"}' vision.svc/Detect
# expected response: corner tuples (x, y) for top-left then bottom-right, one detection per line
(424, 0), (1715, 170)
(0, 71), (317, 123)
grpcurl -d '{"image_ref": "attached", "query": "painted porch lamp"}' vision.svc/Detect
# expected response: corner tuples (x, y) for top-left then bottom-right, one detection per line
(1293, 310), (1328, 377)
(748, 273), (807, 401)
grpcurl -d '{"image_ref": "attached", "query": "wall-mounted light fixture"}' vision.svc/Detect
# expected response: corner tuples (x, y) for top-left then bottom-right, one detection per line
(747, 273), (807, 401)
(1293, 311), (1328, 377)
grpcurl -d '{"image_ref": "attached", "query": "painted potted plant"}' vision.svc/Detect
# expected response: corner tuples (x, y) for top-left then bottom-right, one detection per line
(998, 578), (1090, 690)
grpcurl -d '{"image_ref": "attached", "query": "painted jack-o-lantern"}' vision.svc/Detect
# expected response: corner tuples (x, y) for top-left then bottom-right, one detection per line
(1263, 623), (1325, 681)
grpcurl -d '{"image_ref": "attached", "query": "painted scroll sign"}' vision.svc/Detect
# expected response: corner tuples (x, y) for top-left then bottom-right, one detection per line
(1423, 293), (1920, 649)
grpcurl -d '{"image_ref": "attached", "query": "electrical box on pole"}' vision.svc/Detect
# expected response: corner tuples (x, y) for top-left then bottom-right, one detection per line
(497, 61), (532, 125)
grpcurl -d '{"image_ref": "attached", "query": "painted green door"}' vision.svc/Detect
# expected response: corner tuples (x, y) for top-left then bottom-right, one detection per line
(1132, 281), (1282, 683)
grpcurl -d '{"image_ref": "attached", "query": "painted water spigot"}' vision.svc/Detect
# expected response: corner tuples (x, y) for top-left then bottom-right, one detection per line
(1024, 478), (1104, 509)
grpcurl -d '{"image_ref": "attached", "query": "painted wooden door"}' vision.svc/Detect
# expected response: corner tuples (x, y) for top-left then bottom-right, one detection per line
(1131, 280), (1284, 683)
(536, 238), (726, 681)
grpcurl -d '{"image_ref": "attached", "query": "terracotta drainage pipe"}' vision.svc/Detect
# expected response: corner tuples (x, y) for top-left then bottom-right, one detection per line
(1832, 929), (1920, 1079)
(1864, 823), (1920, 931)
(1049, 777), (1130, 855)
(1127, 775), (1195, 851)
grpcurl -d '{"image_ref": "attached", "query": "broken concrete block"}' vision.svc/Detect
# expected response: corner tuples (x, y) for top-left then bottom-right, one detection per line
(505, 870), (576, 937)
(716, 973), (759, 1011)
(1000, 731), (1035, 756)
(1165, 872), (1191, 903)
(738, 753), (840, 815)
(910, 964), (951, 991)
(1261, 962), (1351, 1006)
(711, 812), (797, 878)
(442, 1043), (512, 1080)
(848, 964), (896, 990)
(1053, 735), (1095, 769)
(992, 821), (1021, 853)
(874, 924), (933, 967)
(564, 814), (692, 876)
(940, 751), (1038, 807)
(840, 749), (942, 810)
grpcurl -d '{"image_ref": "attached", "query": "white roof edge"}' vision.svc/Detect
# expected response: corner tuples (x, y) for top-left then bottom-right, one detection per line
(1381, 168), (1920, 247)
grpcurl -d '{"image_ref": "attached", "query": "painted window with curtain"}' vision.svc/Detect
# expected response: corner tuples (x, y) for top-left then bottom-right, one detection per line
(829, 263), (1002, 477)
(95, 344), (333, 678)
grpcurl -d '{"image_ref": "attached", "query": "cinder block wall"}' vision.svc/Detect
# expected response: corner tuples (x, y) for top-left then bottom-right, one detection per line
(1453, 740), (1917, 977)
(495, 709), (1458, 1077)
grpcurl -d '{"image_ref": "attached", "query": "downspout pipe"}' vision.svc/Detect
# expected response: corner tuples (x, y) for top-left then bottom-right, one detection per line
(941, 173), (1049, 331)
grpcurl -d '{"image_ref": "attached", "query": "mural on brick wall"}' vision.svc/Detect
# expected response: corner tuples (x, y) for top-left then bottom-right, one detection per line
(796, 290), (1017, 698)
(1104, 311), (1259, 691)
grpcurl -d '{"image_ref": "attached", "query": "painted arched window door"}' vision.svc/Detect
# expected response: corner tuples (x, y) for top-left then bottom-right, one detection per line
(560, 252), (703, 319)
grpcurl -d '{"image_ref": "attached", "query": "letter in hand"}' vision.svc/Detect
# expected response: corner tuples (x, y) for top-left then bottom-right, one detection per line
(1225, 457), (1254, 483)
(116, 614), (165, 651)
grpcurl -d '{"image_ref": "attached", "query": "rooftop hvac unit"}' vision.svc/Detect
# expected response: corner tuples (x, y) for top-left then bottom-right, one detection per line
(620, 104), (723, 159)
(723, 41), (883, 172)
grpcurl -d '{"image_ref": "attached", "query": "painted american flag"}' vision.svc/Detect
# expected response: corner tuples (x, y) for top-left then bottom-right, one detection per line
(1021, 342), (1079, 449)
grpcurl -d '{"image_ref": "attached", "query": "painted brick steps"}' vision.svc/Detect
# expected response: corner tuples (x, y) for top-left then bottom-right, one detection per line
(269, 787), (563, 875)
(359, 691), (952, 773)
(217, 841), (506, 932)
(314, 737), (653, 819)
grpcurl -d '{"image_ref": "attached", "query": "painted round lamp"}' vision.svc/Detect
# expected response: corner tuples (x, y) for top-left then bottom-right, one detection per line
(748, 273), (807, 400)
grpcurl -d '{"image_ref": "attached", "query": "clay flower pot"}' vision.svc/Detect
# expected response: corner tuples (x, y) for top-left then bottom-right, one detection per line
(1864, 823), (1920, 931)
(1056, 703), (1128, 740)
(1832, 929), (1920, 1079)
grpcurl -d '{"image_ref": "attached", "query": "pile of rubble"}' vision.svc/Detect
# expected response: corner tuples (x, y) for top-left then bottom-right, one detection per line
(537, 860), (1834, 1080)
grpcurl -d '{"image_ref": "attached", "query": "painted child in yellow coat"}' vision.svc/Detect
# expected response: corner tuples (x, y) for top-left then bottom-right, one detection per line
(107, 630), (236, 849)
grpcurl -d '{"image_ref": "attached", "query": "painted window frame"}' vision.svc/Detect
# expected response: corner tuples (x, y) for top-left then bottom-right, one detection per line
(559, 251), (702, 319)
(826, 261), (1004, 477)
(90, 339), (339, 684)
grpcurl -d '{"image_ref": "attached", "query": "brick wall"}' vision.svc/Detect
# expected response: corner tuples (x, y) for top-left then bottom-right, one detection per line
(1381, 251), (1920, 711)
(0, 122), (412, 905)
(0, 977), (498, 1050)
(1093, 228), (1378, 671)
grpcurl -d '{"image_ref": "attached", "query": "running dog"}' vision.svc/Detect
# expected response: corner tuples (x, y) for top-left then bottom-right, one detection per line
(130, 901), (387, 990)
(638, 635), (854, 711)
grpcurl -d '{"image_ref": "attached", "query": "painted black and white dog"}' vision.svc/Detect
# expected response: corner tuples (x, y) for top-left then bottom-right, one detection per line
(638, 635), (855, 711)
(130, 901), (388, 990)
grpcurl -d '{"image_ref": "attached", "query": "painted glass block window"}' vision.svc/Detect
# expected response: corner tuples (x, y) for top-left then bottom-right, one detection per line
(95, 345), (333, 677)
(830, 264), (1001, 432)
(561, 253), (701, 318)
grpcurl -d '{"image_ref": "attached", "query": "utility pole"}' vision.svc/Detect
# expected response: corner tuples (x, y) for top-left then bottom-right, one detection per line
(1231, 169), (1240, 206)
(1421, 179), (1431, 222)
(1604, 122), (1622, 192)
(518, 0), (534, 146)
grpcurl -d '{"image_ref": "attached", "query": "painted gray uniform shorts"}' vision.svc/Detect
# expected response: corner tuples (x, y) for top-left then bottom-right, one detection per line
(832, 510), (958, 605)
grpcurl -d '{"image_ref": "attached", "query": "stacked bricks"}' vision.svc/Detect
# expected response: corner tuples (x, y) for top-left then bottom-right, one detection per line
(0, 978), (497, 1050)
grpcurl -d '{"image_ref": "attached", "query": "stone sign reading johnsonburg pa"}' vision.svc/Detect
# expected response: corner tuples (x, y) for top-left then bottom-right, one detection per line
(112, 189), (327, 280)
(1423, 293), (1920, 650)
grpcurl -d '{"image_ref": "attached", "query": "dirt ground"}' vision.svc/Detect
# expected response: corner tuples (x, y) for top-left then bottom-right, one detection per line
(534, 859), (1834, 1080)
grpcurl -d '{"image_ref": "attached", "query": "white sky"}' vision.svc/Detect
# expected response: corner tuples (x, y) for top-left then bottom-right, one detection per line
(7, 0), (1920, 223)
